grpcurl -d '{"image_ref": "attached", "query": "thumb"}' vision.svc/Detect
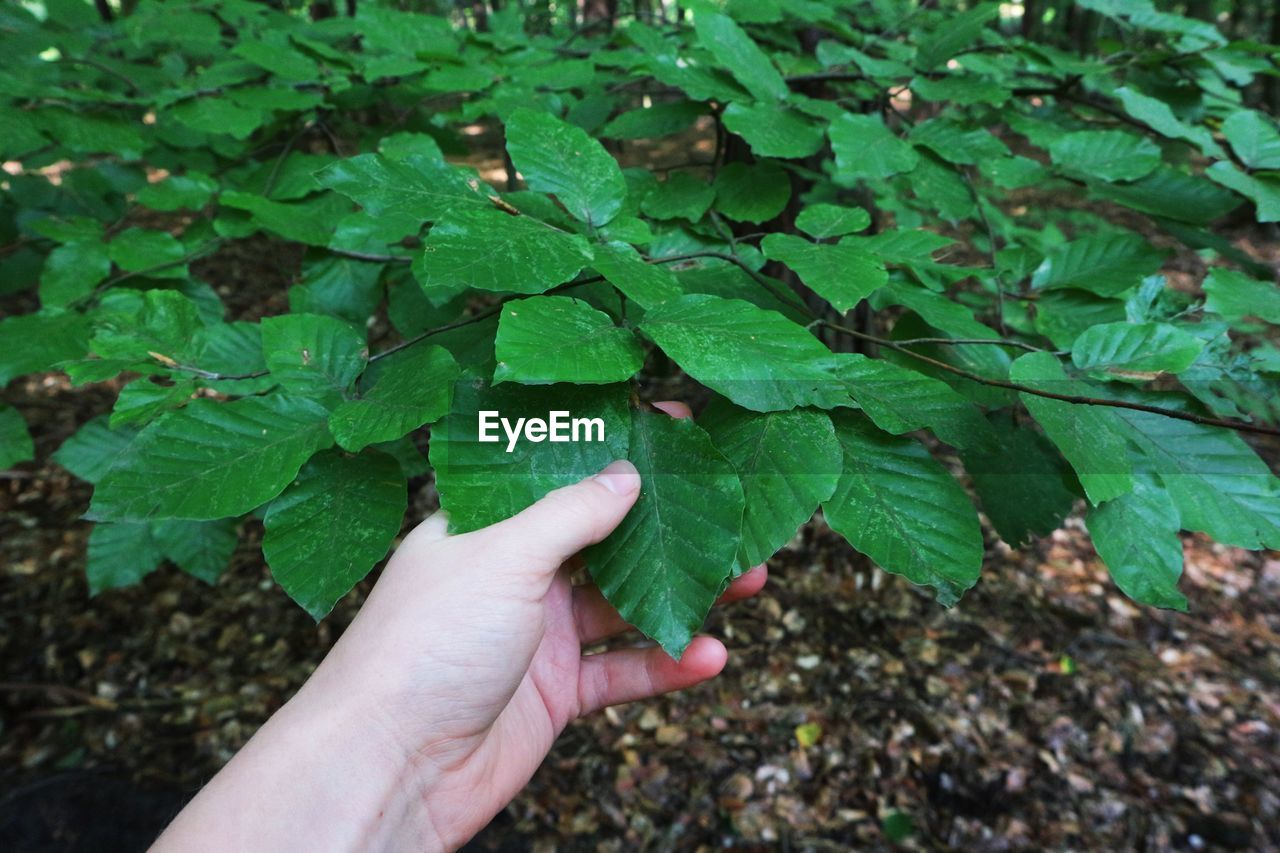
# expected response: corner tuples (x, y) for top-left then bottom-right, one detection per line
(477, 459), (641, 574)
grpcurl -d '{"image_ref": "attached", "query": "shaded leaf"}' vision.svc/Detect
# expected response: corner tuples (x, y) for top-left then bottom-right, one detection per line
(640, 294), (847, 411)
(1086, 478), (1188, 610)
(1008, 352), (1133, 504)
(823, 413), (983, 606)
(90, 395), (333, 522)
(584, 409), (745, 656)
(415, 208), (594, 296)
(505, 108), (627, 227)
(495, 296), (643, 385)
(264, 449), (406, 619)
(432, 381), (630, 532)
(701, 400), (840, 568)
(1071, 321), (1205, 378)
(960, 414), (1078, 545)
(760, 233), (886, 313)
(329, 345), (458, 452)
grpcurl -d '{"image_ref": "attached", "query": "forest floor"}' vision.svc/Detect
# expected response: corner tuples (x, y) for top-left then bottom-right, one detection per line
(3, 126), (1280, 850)
(2, 348), (1280, 851)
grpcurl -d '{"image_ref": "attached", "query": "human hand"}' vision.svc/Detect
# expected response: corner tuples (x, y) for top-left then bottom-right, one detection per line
(154, 402), (766, 852)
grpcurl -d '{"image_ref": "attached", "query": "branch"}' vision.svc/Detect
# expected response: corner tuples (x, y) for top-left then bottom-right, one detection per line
(329, 247), (413, 264)
(659, 250), (813, 315)
(889, 335), (1058, 354)
(820, 321), (1280, 437)
(60, 57), (139, 94)
(74, 239), (225, 308)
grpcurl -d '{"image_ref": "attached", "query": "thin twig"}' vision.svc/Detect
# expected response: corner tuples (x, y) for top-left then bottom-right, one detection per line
(820, 320), (1280, 437)
(263, 119), (315, 198)
(60, 56), (139, 93)
(891, 335), (1058, 353)
(74, 239), (225, 308)
(329, 247), (412, 264)
(961, 164), (1010, 336)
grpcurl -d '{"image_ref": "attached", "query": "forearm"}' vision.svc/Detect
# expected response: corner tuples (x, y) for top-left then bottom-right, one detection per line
(151, 680), (444, 852)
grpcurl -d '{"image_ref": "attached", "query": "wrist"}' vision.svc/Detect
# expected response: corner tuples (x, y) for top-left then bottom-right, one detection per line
(281, 672), (453, 850)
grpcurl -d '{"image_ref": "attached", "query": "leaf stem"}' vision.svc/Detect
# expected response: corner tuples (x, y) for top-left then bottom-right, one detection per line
(820, 320), (1280, 437)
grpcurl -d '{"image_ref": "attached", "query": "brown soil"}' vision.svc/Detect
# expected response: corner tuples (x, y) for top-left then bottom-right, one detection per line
(3, 357), (1279, 850)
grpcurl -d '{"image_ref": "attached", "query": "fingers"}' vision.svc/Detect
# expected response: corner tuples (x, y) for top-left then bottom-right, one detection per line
(573, 564), (768, 645)
(651, 400), (692, 419)
(721, 563), (769, 603)
(475, 459), (641, 576)
(577, 636), (727, 715)
(399, 511), (451, 549)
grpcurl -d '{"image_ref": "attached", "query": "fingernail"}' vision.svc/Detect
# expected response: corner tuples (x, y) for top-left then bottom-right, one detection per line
(593, 459), (640, 495)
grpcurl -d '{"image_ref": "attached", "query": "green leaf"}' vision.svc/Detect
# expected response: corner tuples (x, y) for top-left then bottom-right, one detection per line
(829, 353), (996, 450)
(760, 233), (886, 313)
(415, 208), (594, 296)
(640, 172), (715, 221)
(584, 409), (745, 656)
(1032, 289), (1128, 349)
(39, 108), (144, 156)
(111, 376), (194, 428)
(264, 449), (407, 619)
(432, 381), (630, 532)
(600, 101), (704, 139)
(1030, 233), (1165, 296)
(86, 522), (163, 595)
(828, 113), (919, 182)
(233, 34), (321, 80)
(150, 518), (239, 584)
(713, 162), (791, 224)
(822, 413), (983, 606)
(915, 2), (999, 70)
(1221, 111), (1280, 170)
(90, 395), (333, 522)
(1008, 352), (1133, 504)
(1071, 321), (1204, 379)
(1114, 87), (1225, 159)
(1091, 167), (1242, 225)
(700, 400), (840, 568)
(693, 10), (788, 102)
(53, 416), (137, 483)
(91, 289), (205, 370)
(504, 108), (627, 227)
(909, 118), (1008, 165)
(136, 172), (218, 212)
(494, 296), (643, 385)
(1205, 162), (1280, 223)
(107, 229), (187, 277)
(1086, 478), (1187, 611)
(960, 414), (1078, 546)
(260, 313), (367, 404)
(288, 255), (385, 326)
(40, 242), (110, 308)
(329, 345), (458, 452)
(590, 242), (683, 308)
(315, 153), (488, 221)
(794, 204), (871, 239)
(218, 192), (352, 247)
(640, 294), (846, 412)
(1202, 268), (1280, 323)
(0, 405), (34, 469)
(1116, 403), (1280, 549)
(1048, 130), (1162, 182)
(168, 97), (265, 140)
(902, 153), (974, 221)
(722, 102), (824, 159)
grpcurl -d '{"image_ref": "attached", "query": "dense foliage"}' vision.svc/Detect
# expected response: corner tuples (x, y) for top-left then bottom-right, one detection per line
(2, 0), (1278, 656)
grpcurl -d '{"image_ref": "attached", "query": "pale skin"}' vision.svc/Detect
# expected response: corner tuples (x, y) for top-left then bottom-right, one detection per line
(153, 402), (766, 851)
